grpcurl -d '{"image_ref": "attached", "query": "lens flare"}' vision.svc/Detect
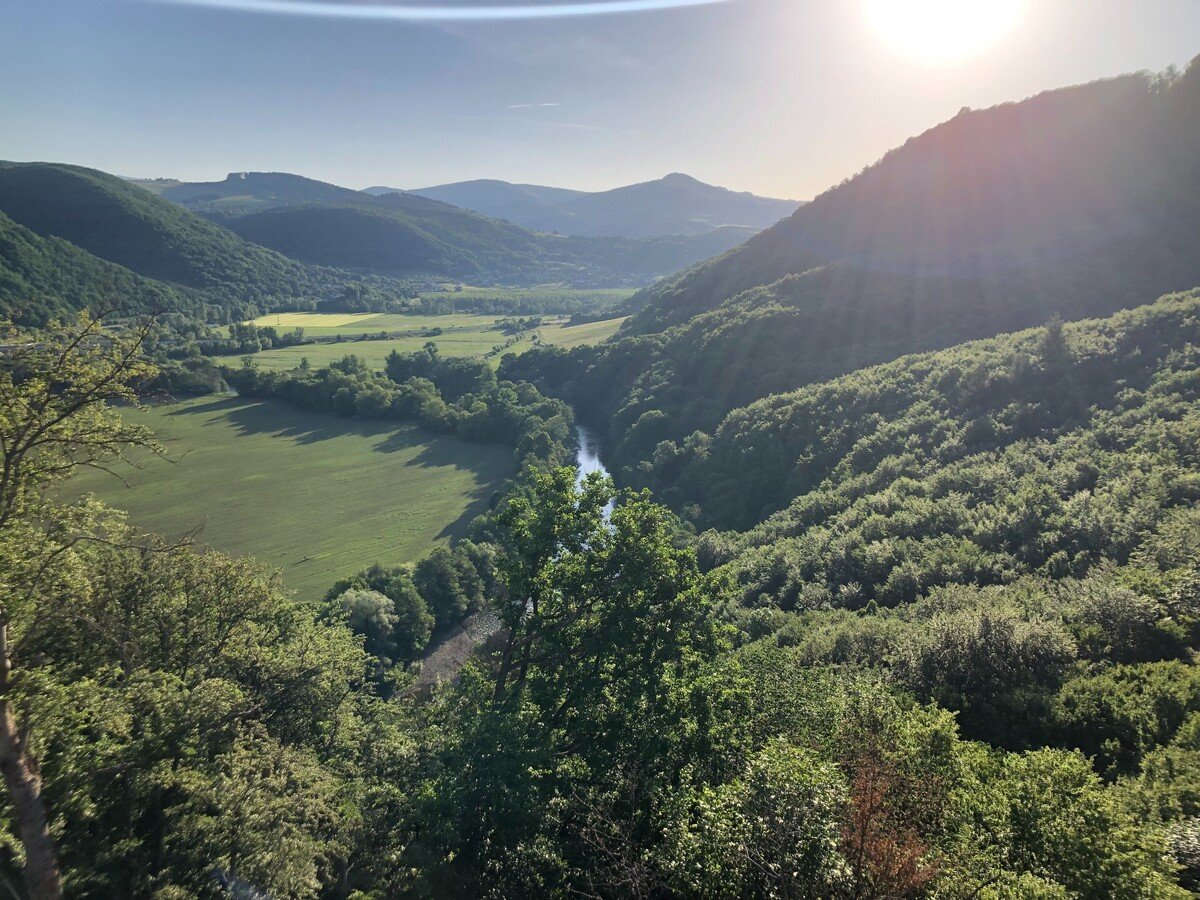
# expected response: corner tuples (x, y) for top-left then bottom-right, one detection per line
(143, 0), (734, 20)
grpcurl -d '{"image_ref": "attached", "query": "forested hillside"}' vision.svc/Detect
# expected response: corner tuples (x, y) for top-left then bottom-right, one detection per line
(148, 170), (362, 214)
(217, 190), (756, 284)
(626, 61), (1200, 333)
(669, 289), (1200, 851)
(0, 210), (187, 324)
(507, 59), (1200, 482)
(223, 197), (554, 279)
(630, 290), (1200, 529)
(0, 162), (344, 318)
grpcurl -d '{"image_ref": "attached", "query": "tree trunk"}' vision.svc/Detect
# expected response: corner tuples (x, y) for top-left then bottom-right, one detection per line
(0, 625), (62, 900)
(492, 626), (518, 703)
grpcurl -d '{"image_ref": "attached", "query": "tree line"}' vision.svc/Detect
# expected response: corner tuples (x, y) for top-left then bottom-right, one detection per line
(224, 342), (576, 471)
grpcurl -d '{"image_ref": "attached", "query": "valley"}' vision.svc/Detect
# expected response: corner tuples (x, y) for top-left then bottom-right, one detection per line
(68, 396), (514, 600)
(3, 11), (1200, 895)
(66, 302), (626, 599)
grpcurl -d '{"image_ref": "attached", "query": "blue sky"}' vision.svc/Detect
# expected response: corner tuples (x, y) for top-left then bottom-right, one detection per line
(2, 0), (1198, 198)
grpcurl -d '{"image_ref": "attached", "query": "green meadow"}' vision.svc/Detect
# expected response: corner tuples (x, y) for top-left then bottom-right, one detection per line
(118, 315), (626, 592)
(70, 396), (514, 600)
(537, 316), (627, 349)
(226, 332), (507, 371)
(226, 313), (628, 372)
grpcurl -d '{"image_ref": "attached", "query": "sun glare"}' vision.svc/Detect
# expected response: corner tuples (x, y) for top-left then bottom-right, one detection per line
(864, 0), (1026, 64)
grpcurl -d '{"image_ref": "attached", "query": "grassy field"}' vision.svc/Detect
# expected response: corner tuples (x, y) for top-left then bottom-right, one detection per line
(227, 333), (508, 371)
(249, 311), (382, 328)
(69, 397), (514, 600)
(537, 316), (628, 349)
(245, 311), (504, 338)
(226, 313), (627, 371)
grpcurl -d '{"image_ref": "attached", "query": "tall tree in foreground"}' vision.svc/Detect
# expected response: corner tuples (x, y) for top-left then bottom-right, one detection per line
(0, 316), (158, 899)
(414, 469), (737, 895)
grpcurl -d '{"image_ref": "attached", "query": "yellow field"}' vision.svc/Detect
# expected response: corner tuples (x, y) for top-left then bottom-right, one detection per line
(537, 316), (627, 349)
(242, 313), (504, 337)
(249, 312), (380, 328)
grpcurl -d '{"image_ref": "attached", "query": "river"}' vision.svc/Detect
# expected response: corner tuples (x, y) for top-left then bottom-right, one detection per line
(575, 425), (609, 485)
(575, 426), (615, 517)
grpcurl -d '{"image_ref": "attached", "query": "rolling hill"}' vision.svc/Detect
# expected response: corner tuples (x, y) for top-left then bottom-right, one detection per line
(123, 169), (760, 285)
(377, 178), (586, 226)
(407, 172), (800, 238)
(223, 195), (552, 280)
(136, 170), (362, 216)
(0, 209), (188, 325)
(214, 186), (757, 285)
(0, 162), (341, 316)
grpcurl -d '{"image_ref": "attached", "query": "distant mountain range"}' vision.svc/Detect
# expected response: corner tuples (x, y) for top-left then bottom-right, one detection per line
(0, 163), (768, 325)
(129, 170), (759, 284)
(367, 173), (801, 239)
(365, 179), (586, 212)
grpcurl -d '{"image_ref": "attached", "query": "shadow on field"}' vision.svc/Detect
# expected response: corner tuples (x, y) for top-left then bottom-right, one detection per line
(436, 496), (491, 542)
(163, 396), (512, 540)
(168, 396), (398, 446)
(170, 397), (514, 469)
(374, 429), (504, 471)
(377, 428), (513, 540)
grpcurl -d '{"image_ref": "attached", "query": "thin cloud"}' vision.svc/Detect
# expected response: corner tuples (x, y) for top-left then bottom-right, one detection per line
(141, 0), (734, 21)
(507, 103), (563, 109)
(448, 113), (637, 135)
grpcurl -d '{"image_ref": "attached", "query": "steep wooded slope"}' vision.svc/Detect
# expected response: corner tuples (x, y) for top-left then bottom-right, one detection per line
(505, 61), (1200, 483)
(0, 209), (187, 325)
(0, 163), (336, 313)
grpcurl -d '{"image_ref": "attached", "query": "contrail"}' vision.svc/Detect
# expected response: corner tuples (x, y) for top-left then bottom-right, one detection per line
(142, 0), (734, 20)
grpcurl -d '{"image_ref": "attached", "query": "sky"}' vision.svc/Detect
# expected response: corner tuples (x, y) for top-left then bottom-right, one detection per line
(1, 0), (1198, 199)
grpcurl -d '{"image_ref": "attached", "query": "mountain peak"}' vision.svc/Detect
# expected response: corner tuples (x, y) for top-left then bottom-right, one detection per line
(406, 173), (799, 238)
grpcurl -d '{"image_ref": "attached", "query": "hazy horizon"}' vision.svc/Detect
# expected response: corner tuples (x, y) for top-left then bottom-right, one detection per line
(126, 168), (805, 200)
(3, 0), (1199, 199)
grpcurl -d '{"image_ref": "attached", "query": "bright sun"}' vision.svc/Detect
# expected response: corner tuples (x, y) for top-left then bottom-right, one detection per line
(864, 0), (1026, 64)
